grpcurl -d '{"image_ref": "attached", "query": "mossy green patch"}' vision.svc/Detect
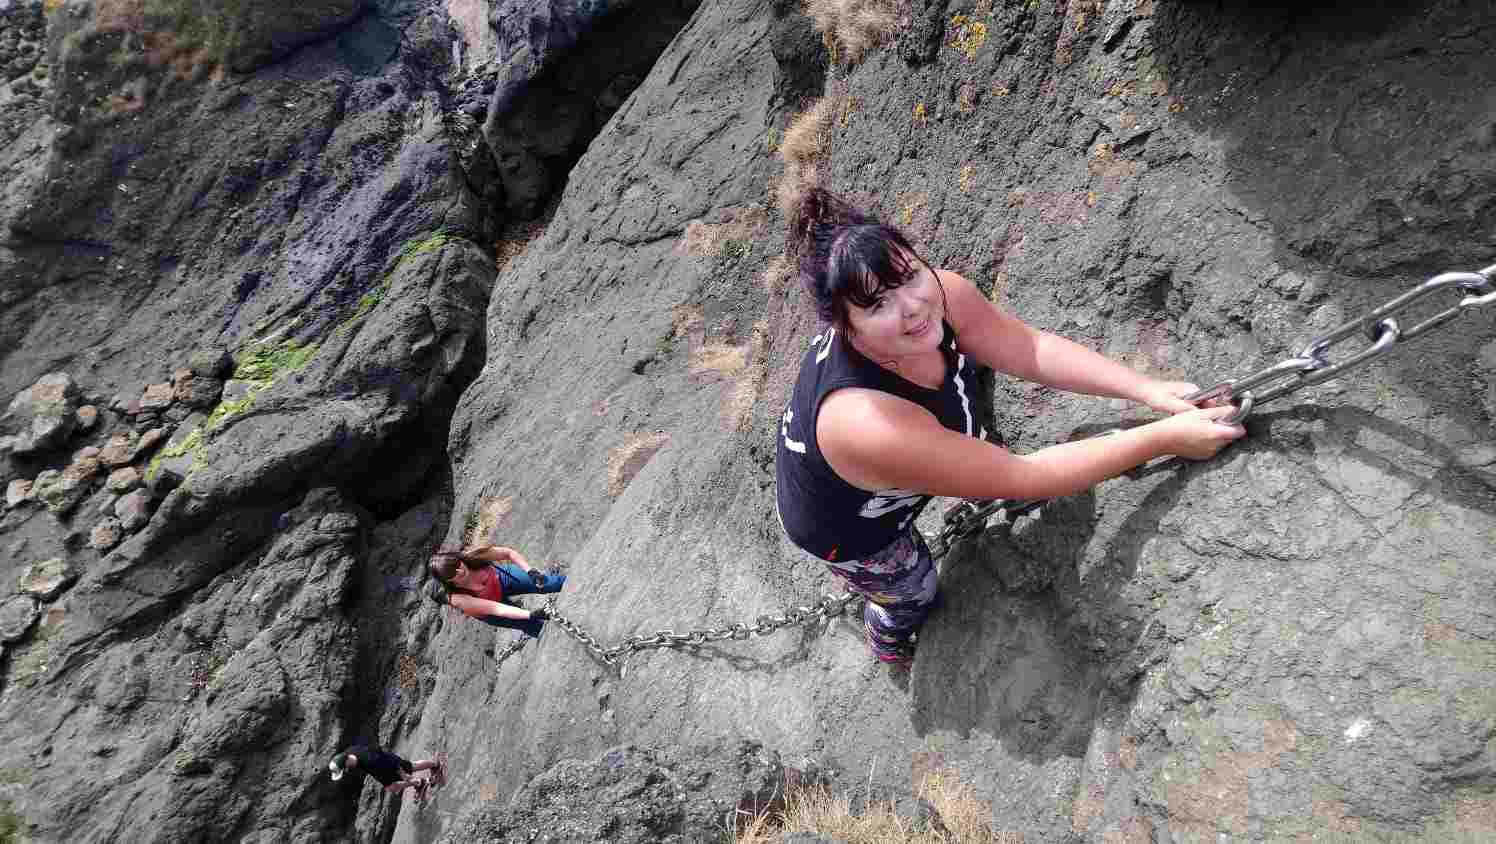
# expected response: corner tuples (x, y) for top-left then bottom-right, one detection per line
(0, 769), (30, 787)
(0, 799), (21, 844)
(337, 230), (459, 335)
(233, 338), (318, 386)
(205, 395), (254, 431)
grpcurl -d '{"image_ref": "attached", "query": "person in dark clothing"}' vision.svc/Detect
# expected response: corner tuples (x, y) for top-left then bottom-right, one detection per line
(427, 544), (567, 637)
(329, 744), (442, 797)
(774, 188), (1245, 663)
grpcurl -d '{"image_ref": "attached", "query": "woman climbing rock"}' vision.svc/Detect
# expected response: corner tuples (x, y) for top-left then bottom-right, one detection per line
(774, 188), (1245, 664)
(426, 544), (567, 637)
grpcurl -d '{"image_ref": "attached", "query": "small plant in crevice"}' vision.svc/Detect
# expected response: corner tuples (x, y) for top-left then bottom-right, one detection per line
(947, 14), (988, 59)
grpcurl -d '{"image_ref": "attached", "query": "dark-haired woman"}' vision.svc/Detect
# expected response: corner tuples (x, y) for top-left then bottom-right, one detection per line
(774, 189), (1245, 663)
(426, 544), (566, 637)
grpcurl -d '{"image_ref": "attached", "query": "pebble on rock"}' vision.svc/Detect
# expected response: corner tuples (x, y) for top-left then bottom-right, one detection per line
(91, 517), (124, 551)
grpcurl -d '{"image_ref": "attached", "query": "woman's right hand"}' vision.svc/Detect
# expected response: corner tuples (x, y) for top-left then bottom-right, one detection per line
(1151, 404), (1247, 460)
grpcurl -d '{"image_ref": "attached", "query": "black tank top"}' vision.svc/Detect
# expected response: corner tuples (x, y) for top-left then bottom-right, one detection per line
(774, 322), (983, 562)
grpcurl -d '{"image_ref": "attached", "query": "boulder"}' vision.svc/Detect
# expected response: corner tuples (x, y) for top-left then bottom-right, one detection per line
(99, 433), (140, 467)
(5, 478), (31, 508)
(138, 383), (174, 412)
(2, 372), (81, 456)
(0, 594), (39, 642)
(220, 379), (255, 404)
(90, 518), (124, 552)
(33, 468), (91, 516)
(173, 376), (224, 409)
(18, 558), (79, 601)
(114, 490), (154, 532)
(188, 348), (233, 379)
(106, 467), (142, 494)
(135, 428), (167, 459)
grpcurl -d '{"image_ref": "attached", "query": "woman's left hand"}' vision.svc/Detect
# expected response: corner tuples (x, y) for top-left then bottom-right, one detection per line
(1135, 380), (1204, 415)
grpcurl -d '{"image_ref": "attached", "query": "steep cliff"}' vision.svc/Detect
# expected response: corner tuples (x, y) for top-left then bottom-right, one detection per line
(1, 0), (1494, 842)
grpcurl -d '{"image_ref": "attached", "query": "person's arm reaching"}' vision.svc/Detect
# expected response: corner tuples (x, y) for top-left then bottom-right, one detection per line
(464, 544), (534, 570)
(448, 593), (544, 623)
(940, 270), (1201, 413)
(818, 388), (1244, 501)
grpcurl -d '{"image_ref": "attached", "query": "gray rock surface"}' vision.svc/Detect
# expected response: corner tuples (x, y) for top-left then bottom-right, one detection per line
(419, 1), (1496, 843)
(439, 742), (818, 844)
(0, 594), (39, 642)
(2, 372), (80, 456)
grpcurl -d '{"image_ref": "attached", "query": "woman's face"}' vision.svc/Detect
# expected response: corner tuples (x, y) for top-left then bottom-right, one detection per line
(843, 258), (944, 363)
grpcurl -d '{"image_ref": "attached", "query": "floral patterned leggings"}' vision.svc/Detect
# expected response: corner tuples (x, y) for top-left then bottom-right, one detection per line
(826, 531), (938, 662)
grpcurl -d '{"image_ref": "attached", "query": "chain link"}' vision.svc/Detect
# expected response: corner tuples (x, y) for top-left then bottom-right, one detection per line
(524, 263), (1496, 669)
(1185, 263), (1496, 422)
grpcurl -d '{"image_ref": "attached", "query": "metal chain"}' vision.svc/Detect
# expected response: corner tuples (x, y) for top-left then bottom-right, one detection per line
(1184, 263), (1496, 422)
(492, 634), (530, 666)
(531, 263), (1496, 669)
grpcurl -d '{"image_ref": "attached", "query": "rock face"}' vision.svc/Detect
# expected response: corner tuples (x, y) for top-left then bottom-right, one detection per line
(2, 0), (1495, 842)
(420, 1), (1496, 844)
(481, 0), (702, 216)
(439, 742), (819, 844)
(0, 0), (496, 840)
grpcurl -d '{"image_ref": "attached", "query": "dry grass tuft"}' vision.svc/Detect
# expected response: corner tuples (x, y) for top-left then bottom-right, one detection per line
(762, 254), (795, 297)
(775, 97), (836, 215)
(467, 496), (513, 545)
(737, 769), (1012, 843)
(606, 433), (670, 497)
(805, 0), (897, 63)
(691, 344), (748, 377)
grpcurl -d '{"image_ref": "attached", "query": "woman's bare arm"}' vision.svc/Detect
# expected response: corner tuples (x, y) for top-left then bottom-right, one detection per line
(448, 594), (536, 621)
(817, 388), (1242, 500)
(939, 270), (1198, 412)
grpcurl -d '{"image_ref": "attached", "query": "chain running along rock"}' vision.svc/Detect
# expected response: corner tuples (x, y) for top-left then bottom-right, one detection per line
(528, 263), (1496, 669)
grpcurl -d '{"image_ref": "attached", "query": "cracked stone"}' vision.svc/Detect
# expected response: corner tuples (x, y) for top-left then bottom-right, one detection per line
(0, 594), (39, 642)
(18, 558), (79, 601)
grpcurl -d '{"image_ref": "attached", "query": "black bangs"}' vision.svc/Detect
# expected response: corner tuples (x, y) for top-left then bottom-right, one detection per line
(827, 225), (920, 312)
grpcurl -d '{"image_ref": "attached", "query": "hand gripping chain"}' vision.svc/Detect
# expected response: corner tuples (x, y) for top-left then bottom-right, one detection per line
(515, 263), (1496, 670)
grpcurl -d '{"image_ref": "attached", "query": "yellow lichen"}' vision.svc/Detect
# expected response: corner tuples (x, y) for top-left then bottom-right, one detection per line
(947, 14), (988, 59)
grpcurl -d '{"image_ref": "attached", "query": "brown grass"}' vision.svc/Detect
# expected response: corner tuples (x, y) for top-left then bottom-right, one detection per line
(691, 344), (748, 377)
(467, 496), (513, 545)
(775, 97), (836, 215)
(804, 0), (897, 63)
(606, 433), (670, 497)
(762, 254), (795, 297)
(736, 769), (1013, 844)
